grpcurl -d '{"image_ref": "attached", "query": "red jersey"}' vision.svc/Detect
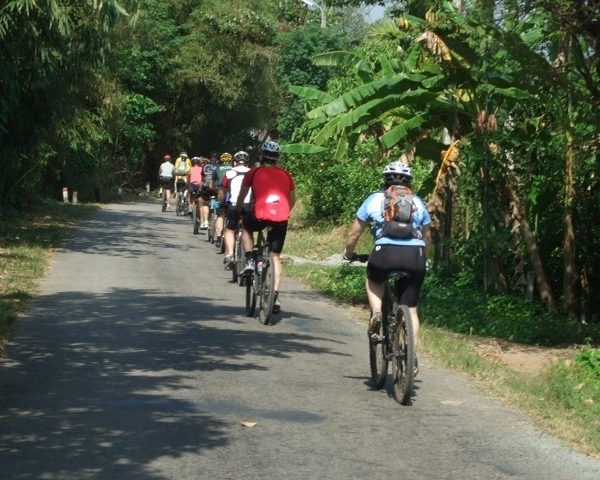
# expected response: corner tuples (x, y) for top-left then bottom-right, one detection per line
(242, 165), (295, 222)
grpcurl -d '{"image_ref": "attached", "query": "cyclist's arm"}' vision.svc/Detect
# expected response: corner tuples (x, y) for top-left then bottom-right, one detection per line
(289, 189), (296, 211)
(235, 184), (250, 211)
(422, 224), (431, 258)
(345, 217), (368, 256)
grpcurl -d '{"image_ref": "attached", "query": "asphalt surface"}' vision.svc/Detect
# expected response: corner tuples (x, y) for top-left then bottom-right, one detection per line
(1, 201), (599, 480)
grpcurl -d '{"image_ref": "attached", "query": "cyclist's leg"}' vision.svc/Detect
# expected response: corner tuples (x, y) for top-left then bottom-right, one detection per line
(166, 178), (172, 205)
(223, 205), (236, 257)
(199, 191), (209, 226)
(179, 178), (187, 201)
(267, 221), (288, 293)
(365, 245), (396, 333)
(182, 178), (189, 200)
(396, 245), (427, 347)
(366, 277), (386, 314)
(241, 212), (260, 273)
(365, 245), (390, 314)
(266, 221), (289, 313)
(216, 209), (224, 237)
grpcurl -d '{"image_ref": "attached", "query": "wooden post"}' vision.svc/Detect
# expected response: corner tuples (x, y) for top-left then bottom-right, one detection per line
(72, 191), (78, 204)
(526, 271), (534, 302)
(62, 188), (69, 203)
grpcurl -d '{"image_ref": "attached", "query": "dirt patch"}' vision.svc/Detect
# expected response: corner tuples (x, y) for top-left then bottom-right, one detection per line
(469, 337), (576, 374)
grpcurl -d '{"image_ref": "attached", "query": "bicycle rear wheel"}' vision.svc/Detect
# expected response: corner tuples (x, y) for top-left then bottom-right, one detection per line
(176, 194), (183, 216)
(258, 260), (275, 325)
(162, 189), (167, 212)
(245, 274), (256, 317)
(392, 304), (416, 405)
(235, 236), (245, 286)
(232, 233), (241, 284)
(368, 319), (389, 389)
(193, 204), (199, 235)
(207, 212), (216, 243)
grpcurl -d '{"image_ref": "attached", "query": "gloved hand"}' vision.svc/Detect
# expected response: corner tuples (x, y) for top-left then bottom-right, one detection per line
(342, 251), (358, 262)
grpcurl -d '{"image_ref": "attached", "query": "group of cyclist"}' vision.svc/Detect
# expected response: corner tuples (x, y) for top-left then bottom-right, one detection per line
(159, 141), (431, 366)
(158, 141), (295, 314)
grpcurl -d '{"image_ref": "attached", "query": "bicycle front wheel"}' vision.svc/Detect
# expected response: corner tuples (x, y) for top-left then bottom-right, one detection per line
(258, 260), (275, 325)
(232, 234), (241, 284)
(193, 205), (199, 235)
(245, 275), (256, 317)
(392, 304), (416, 405)
(207, 213), (215, 243)
(175, 194), (181, 216)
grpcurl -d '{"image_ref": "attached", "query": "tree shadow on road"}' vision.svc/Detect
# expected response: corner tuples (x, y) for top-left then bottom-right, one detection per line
(0, 286), (348, 479)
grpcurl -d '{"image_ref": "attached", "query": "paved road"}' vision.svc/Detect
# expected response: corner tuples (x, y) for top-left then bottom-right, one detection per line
(1, 201), (599, 480)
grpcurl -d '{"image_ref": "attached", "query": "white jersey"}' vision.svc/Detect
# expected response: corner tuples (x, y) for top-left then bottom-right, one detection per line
(159, 161), (174, 178)
(223, 165), (251, 205)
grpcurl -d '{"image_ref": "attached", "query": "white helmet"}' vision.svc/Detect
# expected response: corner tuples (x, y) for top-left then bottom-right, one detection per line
(234, 151), (250, 163)
(382, 162), (412, 185)
(261, 140), (280, 160)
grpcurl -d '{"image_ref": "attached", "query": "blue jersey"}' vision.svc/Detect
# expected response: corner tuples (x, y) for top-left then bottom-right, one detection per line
(356, 189), (431, 247)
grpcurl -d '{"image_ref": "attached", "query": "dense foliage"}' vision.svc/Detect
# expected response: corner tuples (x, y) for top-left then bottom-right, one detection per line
(1, 0), (599, 325)
(286, 0), (600, 323)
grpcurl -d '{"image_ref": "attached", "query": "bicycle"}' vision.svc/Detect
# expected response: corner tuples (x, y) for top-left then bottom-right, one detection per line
(207, 197), (219, 244)
(244, 227), (275, 325)
(190, 190), (202, 235)
(175, 182), (188, 216)
(351, 254), (417, 405)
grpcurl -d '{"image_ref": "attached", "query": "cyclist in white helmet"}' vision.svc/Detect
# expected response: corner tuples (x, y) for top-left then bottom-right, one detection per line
(343, 161), (431, 361)
(220, 150), (252, 269)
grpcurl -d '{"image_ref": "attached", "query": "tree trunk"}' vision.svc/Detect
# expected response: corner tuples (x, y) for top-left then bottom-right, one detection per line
(563, 135), (577, 316)
(505, 177), (557, 309)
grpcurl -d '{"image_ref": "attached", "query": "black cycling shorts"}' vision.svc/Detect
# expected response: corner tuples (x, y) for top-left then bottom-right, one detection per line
(367, 244), (427, 307)
(200, 186), (216, 201)
(188, 183), (201, 195)
(225, 204), (251, 230)
(242, 210), (288, 254)
(158, 176), (172, 188)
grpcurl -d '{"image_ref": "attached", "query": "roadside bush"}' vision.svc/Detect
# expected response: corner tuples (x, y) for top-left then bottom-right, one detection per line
(575, 349), (600, 379)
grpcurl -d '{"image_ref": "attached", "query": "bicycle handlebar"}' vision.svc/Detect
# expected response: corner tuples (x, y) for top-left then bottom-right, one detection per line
(343, 252), (369, 263)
